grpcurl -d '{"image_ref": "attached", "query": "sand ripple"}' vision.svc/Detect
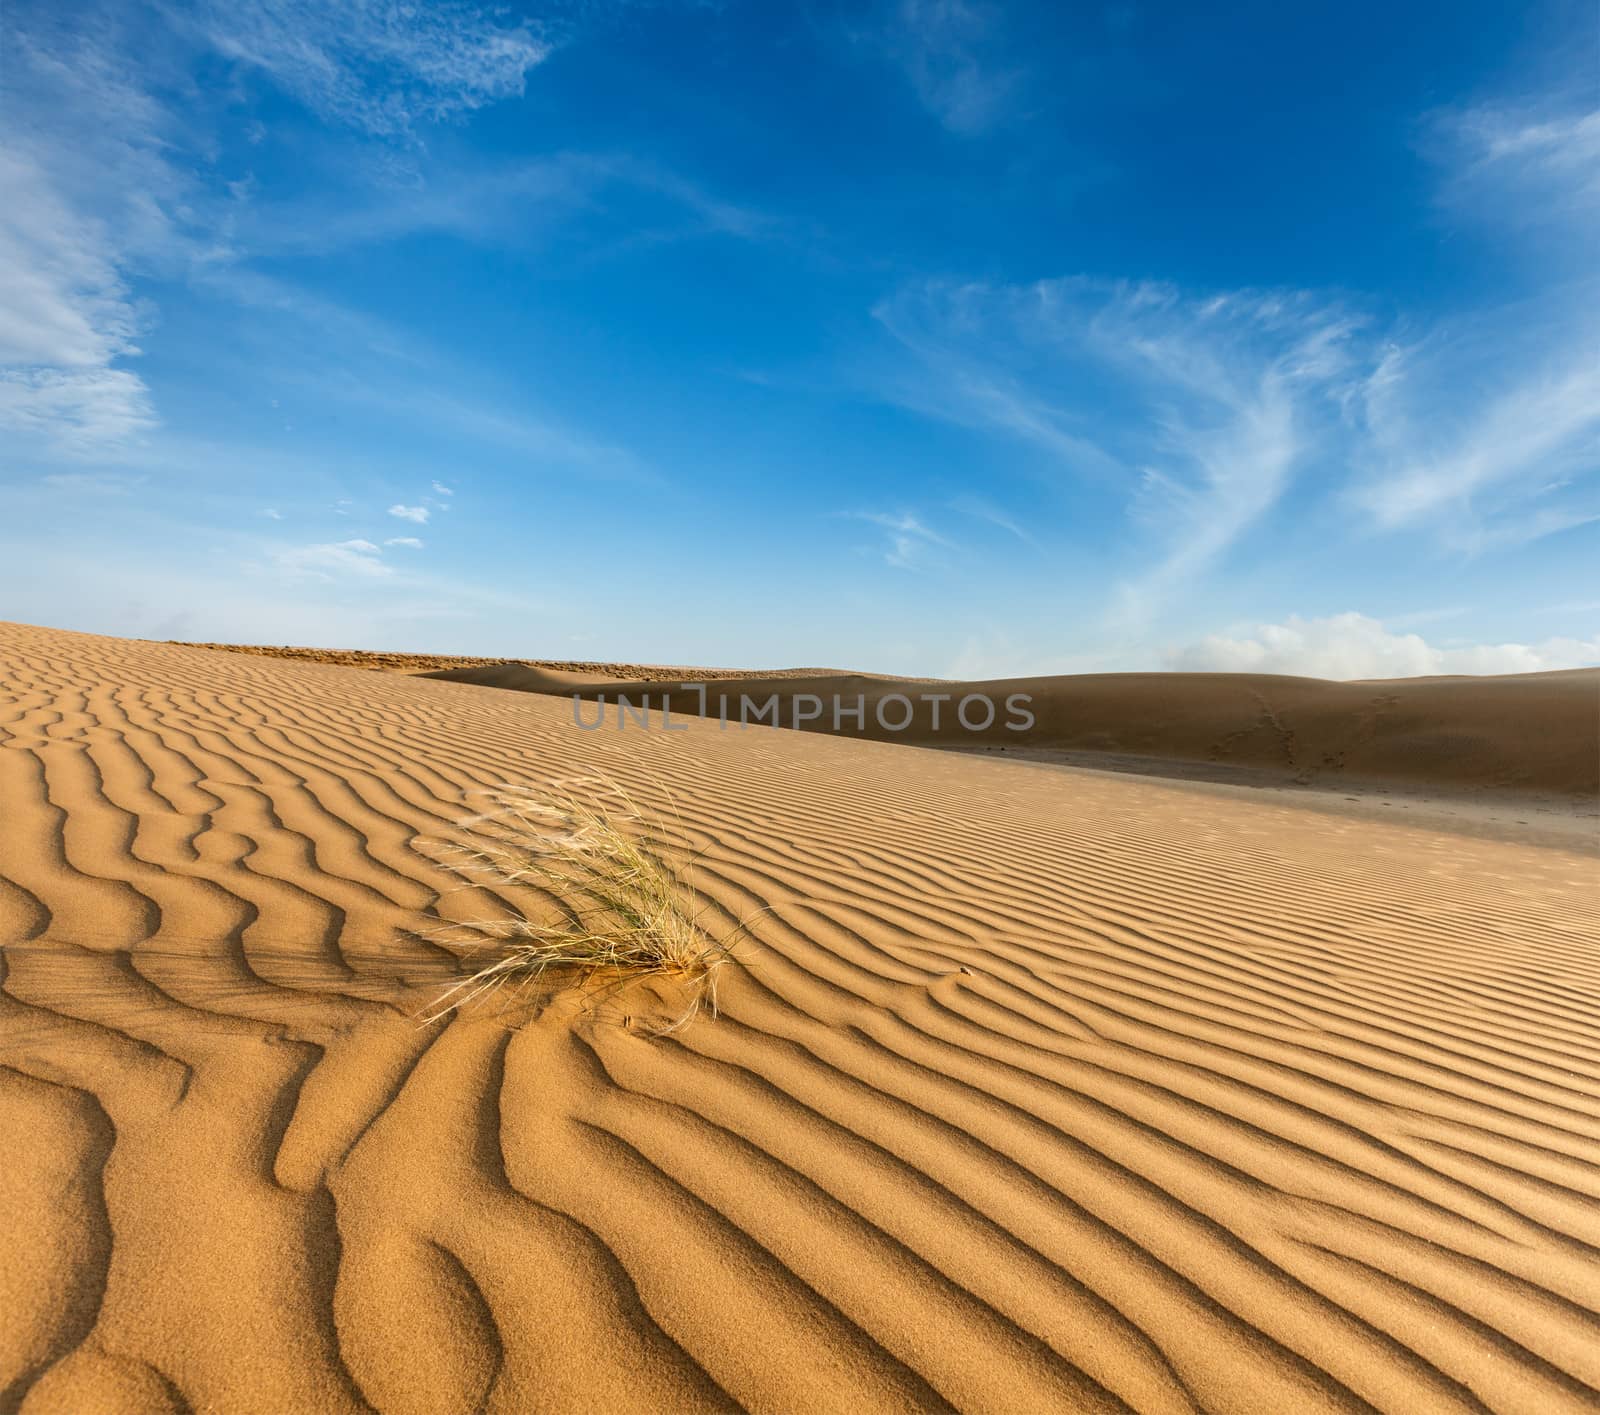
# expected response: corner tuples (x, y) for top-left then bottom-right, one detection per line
(1, 623), (1596, 1414)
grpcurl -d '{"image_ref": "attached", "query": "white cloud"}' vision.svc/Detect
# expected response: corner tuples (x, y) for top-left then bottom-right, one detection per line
(0, 30), (195, 458)
(384, 535), (424, 548)
(875, 0), (1018, 135)
(387, 503), (430, 523)
(0, 146), (139, 367)
(0, 142), (158, 452)
(1352, 87), (1600, 546)
(878, 278), (1361, 608)
(948, 494), (1033, 544)
(1352, 322), (1600, 539)
(839, 509), (952, 569)
(202, 144), (765, 267)
(1, 3), (729, 488)
(0, 0), (555, 463)
(882, 262), (1600, 601)
(871, 64), (1600, 610)
(189, 0), (550, 137)
(274, 538), (393, 580)
(1170, 612), (1600, 680)
(0, 523), (551, 647)
(431, 480), (454, 495)
(1433, 102), (1600, 233)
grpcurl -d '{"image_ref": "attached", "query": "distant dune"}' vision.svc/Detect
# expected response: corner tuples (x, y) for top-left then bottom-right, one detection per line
(169, 641), (850, 681)
(424, 663), (1600, 796)
(3, 622), (1597, 1413)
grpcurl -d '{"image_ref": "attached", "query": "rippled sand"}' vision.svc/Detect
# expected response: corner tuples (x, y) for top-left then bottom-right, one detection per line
(2, 623), (1597, 1413)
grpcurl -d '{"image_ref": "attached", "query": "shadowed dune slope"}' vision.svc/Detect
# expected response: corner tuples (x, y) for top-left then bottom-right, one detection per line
(2, 620), (1599, 1414)
(423, 663), (1600, 796)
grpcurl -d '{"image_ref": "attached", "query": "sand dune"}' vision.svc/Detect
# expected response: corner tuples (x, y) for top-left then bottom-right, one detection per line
(424, 663), (1600, 797)
(172, 642), (852, 681)
(2, 620), (1598, 1414)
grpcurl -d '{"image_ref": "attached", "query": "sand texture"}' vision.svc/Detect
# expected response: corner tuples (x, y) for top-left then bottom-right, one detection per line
(2, 621), (1598, 1414)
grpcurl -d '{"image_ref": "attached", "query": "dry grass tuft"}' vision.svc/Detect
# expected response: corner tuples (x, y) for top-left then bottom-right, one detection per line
(420, 778), (753, 1032)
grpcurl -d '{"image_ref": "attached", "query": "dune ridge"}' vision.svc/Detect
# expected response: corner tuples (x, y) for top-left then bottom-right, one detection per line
(1, 621), (1598, 1414)
(169, 642), (855, 681)
(423, 663), (1600, 798)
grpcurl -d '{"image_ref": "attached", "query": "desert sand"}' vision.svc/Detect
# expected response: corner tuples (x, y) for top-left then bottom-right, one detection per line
(2, 620), (1598, 1414)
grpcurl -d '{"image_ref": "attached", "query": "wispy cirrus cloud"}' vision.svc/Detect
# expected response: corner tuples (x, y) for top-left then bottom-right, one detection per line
(1350, 300), (1600, 545)
(0, 0), (549, 462)
(875, 77), (1600, 608)
(186, 0), (550, 138)
(1, 1), (749, 473)
(387, 504), (430, 524)
(838, 509), (953, 569)
(1430, 100), (1600, 236)
(228, 151), (740, 257)
(863, 54), (1600, 646)
(1353, 82), (1600, 546)
(877, 278), (1361, 609)
(870, 0), (1020, 135)
(947, 493), (1033, 544)
(0, 139), (158, 452)
(274, 537), (394, 580)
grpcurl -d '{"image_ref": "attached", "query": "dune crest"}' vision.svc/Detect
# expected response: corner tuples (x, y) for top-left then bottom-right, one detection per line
(2, 621), (1598, 1414)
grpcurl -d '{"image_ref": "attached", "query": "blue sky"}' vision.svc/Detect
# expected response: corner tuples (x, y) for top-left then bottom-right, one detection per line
(3, 0), (1596, 677)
